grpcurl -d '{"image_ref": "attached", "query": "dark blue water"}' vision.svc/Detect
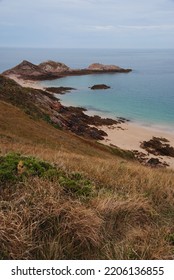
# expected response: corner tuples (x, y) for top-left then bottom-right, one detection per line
(1, 48), (174, 131)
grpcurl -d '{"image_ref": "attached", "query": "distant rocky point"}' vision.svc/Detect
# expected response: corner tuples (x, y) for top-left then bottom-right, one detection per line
(88, 63), (122, 71)
(2, 60), (132, 81)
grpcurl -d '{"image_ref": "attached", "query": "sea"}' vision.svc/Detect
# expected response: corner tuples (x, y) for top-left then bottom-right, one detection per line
(0, 48), (174, 132)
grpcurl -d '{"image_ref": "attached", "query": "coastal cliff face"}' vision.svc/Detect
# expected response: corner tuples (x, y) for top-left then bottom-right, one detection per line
(0, 75), (119, 140)
(2, 60), (132, 80)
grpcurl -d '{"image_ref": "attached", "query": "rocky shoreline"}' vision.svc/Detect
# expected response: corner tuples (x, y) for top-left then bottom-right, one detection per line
(0, 60), (132, 139)
(0, 74), (125, 141)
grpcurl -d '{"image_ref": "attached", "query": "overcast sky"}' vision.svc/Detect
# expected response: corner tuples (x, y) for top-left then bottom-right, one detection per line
(0, 0), (174, 48)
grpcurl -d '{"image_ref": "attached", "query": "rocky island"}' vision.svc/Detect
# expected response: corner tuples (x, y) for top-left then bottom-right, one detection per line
(2, 60), (132, 81)
(90, 84), (111, 90)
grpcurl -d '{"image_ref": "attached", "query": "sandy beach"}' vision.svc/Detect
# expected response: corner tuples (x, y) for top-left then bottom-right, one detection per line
(99, 122), (174, 168)
(7, 74), (44, 90)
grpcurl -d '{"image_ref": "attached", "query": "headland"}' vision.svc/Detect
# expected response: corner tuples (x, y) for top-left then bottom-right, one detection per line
(2, 60), (132, 81)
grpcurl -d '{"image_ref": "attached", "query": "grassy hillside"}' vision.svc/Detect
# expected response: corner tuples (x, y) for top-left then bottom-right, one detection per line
(0, 76), (174, 260)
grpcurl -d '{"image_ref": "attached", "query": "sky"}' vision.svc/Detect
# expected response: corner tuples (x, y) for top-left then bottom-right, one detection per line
(0, 0), (174, 48)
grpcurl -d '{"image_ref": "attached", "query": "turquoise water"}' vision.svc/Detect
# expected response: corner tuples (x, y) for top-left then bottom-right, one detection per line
(1, 48), (174, 131)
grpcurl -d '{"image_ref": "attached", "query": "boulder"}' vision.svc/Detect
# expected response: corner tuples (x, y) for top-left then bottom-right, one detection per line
(147, 158), (161, 166)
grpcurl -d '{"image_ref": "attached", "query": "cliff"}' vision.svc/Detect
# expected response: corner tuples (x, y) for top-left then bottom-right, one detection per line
(0, 75), (120, 140)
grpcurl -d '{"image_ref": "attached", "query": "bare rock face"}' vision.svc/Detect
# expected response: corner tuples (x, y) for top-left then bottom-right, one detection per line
(2, 60), (58, 80)
(2, 60), (43, 76)
(2, 60), (70, 80)
(39, 60), (70, 73)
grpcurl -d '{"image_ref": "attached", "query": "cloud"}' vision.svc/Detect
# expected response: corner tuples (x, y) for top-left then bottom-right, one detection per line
(95, 25), (114, 31)
(85, 24), (174, 32)
(86, 25), (114, 31)
(1, 0), (174, 48)
(119, 24), (174, 30)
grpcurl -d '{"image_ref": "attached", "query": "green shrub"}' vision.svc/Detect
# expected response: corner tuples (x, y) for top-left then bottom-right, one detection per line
(0, 153), (21, 183)
(0, 153), (95, 197)
(58, 173), (94, 197)
(0, 153), (56, 184)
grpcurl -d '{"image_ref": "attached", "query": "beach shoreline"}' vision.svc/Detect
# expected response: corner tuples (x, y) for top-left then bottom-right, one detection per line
(6, 74), (44, 90)
(98, 122), (174, 168)
(7, 74), (174, 168)
(58, 90), (174, 168)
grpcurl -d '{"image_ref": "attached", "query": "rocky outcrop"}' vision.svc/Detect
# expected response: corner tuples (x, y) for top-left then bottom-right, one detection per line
(39, 60), (70, 73)
(90, 84), (110, 90)
(2, 60), (58, 80)
(3, 60), (41, 76)
(2, 60), (132, 81)
(140, 137), (174, 157)
(87, 63), (131, 72)
(45, 87), (76, 94)
(132, 149), (169, 168)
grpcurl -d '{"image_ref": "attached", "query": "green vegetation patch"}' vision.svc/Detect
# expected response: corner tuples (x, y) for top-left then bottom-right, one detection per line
(59, 172), (94, 197)
(0, 152), (55, 183)
(0, 153), (94, 197)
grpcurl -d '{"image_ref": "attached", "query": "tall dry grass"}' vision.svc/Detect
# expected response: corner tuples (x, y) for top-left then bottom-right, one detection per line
(0, 101), (174, 259)
(1, 161), (174, 259)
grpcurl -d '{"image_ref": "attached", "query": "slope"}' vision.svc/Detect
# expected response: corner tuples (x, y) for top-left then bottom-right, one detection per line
(0, 76), (174, 260)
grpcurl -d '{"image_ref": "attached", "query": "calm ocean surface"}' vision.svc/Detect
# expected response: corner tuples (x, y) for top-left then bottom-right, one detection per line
(1, 48), (174, 131)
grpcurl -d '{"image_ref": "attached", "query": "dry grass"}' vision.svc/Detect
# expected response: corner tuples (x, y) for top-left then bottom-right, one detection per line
(0, 101), (174, 259)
